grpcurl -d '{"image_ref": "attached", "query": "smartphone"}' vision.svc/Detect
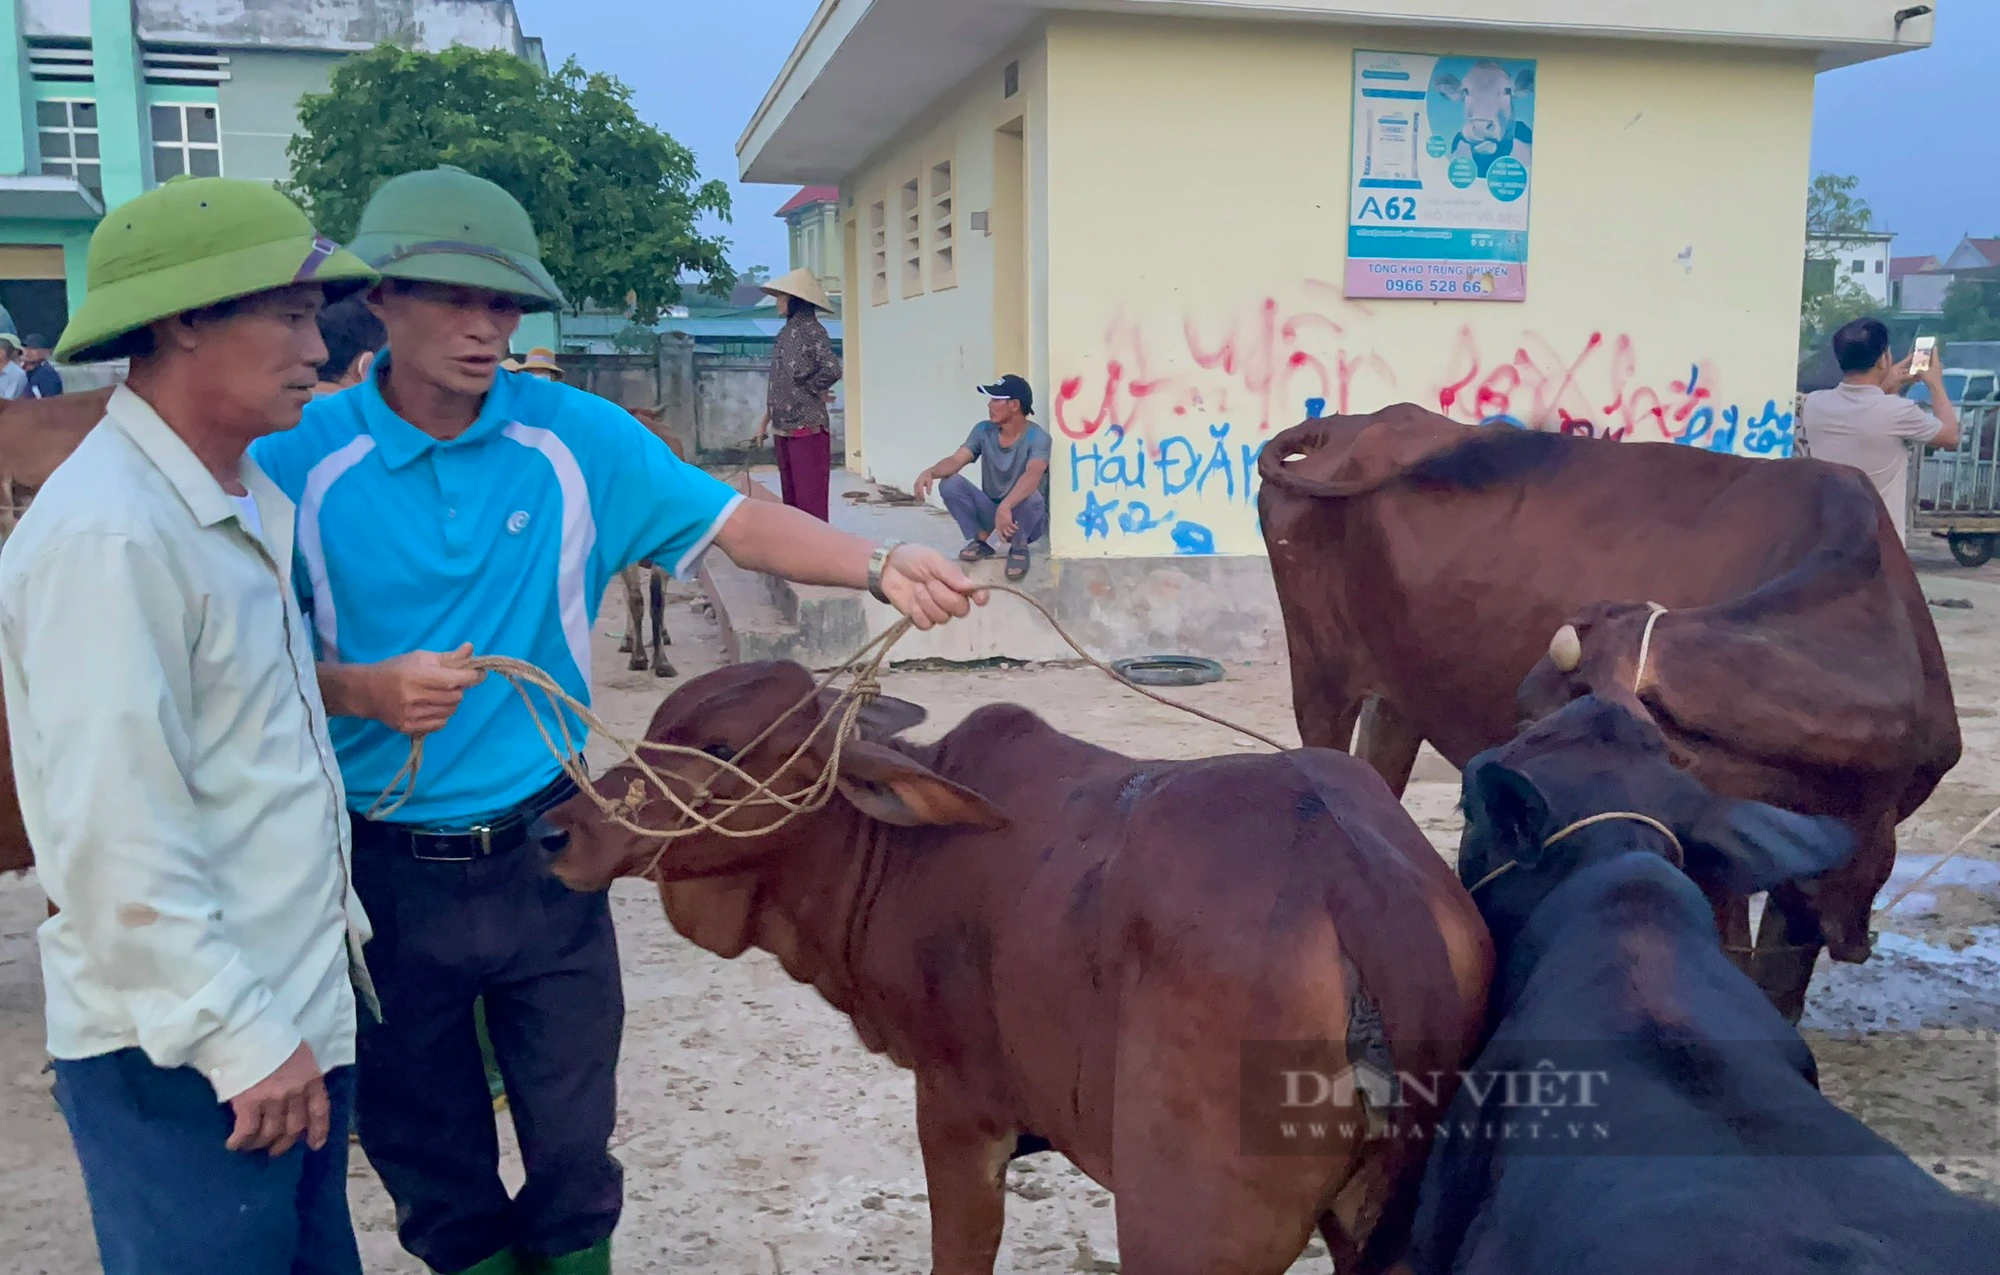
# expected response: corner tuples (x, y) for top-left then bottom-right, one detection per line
(1912, 336), (1937, 376)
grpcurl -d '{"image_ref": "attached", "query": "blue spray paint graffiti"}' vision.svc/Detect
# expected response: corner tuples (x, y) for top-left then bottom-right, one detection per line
(1069, 420), (1272, 554)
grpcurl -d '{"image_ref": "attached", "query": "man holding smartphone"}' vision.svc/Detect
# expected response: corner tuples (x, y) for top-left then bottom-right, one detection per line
(1800, 317), (1959, 546)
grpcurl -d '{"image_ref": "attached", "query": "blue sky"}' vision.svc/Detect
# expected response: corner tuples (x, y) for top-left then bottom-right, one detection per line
(514, 0), (821, 274)
(516, 1), (1993, 271)
(1811, 2), (1997, 257)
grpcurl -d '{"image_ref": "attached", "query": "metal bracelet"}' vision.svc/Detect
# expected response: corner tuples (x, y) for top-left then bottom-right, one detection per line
(867, 539), (904, 604)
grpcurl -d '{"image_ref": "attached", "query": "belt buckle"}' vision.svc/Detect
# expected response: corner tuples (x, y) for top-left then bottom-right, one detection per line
(409, 823), (493, 863)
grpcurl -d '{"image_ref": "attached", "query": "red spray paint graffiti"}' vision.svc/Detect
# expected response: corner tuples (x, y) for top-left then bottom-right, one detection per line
(1056, 285), (1396, 441)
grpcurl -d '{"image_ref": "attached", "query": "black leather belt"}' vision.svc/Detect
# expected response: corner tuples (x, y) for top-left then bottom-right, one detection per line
(357, 769), (582, 863)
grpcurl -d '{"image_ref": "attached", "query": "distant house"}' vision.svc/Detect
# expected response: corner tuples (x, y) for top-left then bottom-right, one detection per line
(776, 185), (841, 309)
(1807, 231), (1893, 307)
(1891, 254), (1943, 313)
(1894, 237), (2000, 316)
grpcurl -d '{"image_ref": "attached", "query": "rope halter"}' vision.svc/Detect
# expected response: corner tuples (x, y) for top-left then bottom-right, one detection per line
(1467, 810), (1687, 895)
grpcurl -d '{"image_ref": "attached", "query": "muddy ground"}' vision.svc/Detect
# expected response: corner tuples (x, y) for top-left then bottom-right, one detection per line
(4, 570), (1999, 1273)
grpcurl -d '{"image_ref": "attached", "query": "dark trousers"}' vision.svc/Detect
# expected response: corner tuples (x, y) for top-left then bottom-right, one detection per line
(351, 813), (624, 1273)
(774, 429), (832, 521)
(54, 1050), (360, 1275)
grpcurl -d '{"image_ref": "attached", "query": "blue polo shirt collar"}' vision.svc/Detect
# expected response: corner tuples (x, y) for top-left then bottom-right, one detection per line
(360, 352), (522, 470)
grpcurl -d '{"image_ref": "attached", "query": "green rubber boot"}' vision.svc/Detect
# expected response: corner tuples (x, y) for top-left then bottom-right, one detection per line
(450, 1248), (529, 1275)
(474, 996), (508, 1111)
(529, 1239), (612, 1274)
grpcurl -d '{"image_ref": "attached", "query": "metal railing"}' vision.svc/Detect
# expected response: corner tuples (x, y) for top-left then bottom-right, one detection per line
(1910, 399), (2000, 529)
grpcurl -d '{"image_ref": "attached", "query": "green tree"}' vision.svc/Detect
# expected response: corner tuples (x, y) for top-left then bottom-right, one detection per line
(1939, 276), (2000, 343)
(738, 265), (771, 287)
(1805, 172), (1875, 247)
(1800, 172), (1880, 350)
(284, 44), (734, 323)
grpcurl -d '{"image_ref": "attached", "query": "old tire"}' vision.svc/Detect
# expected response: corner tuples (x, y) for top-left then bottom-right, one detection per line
(1111, 655), (1226, 687)
(1949, 535), (1995, 568)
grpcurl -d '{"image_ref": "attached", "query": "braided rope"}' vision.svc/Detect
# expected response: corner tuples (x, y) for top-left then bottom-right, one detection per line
(362, 584), (1290, 879)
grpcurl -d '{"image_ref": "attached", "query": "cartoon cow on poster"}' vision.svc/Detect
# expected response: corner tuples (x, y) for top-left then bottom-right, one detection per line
(1435, 60), (1535, 177)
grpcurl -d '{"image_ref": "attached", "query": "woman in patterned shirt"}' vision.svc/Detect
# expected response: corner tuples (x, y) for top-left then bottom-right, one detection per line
(755, 269), (842, 520)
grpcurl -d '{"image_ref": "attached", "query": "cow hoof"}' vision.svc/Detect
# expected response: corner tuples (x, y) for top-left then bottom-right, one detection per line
(628, 656), (649, 672)
(653, 662), (677, 679)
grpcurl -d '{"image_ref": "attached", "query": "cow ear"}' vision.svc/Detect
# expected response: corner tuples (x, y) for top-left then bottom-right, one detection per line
(1464, 760), (1552, 862)
(1434, 74), (1464, 101)
(836, 739), (1011, 830)
(818, 690), (929, 741)
(1514, 67), (1536, 94)
(1686, 801), (1856, 896)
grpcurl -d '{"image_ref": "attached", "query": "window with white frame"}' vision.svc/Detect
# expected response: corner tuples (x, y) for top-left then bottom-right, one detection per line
(151, 103), (222, 180)
(36, 99), (100, 197)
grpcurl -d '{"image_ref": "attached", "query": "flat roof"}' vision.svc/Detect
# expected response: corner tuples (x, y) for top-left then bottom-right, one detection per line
(739, 0), (1938, 185)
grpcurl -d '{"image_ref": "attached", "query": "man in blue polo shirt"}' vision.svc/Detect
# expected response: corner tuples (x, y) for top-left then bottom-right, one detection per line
(252, 167), (981, 1275)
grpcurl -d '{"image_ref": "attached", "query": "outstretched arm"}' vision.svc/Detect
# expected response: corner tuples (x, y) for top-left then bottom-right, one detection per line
(713, 498), (986, 631)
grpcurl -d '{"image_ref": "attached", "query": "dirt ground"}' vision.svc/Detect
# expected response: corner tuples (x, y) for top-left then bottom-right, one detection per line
(5, 571), (2000, 1273)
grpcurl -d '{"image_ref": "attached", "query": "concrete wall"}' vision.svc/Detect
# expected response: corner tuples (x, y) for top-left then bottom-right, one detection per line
(216, 48), (343, 184)
(130, 0), (524, 53)
(566, 340), (845, 465)
(1040, 14), (1817, 560)
(839, 32), (1048, 498)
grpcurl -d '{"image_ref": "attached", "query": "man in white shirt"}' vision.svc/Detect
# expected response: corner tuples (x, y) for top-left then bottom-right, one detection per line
(1800, 317), (1961, 546)
(0, 177), (378, 1275)
(0, 333), (27, 400)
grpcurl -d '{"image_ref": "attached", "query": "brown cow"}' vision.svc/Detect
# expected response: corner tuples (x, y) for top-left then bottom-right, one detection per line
(547, 661), (1492, 1274)
(1256, 404), (1959, 1022)
(0, 385), (112, 534)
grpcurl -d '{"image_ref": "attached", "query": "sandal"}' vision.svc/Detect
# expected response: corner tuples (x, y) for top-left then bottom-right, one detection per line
(1006, 545), (1031, 581)
(960, 539), (997, 562)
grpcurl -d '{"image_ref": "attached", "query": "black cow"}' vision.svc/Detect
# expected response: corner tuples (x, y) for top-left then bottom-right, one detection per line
(1406, 696), (2000, 1274)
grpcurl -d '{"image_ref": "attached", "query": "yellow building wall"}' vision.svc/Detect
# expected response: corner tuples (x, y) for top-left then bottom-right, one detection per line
(1042, 15), (1818, 559)
(841, 37), (1049, 492)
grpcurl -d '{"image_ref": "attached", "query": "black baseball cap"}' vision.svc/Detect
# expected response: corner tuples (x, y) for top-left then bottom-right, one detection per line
(977, 374), (1034, 415)
(20, 333), (49, 349)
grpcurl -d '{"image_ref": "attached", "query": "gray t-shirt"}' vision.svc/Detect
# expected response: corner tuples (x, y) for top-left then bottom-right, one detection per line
(964, 421), (1052, 504)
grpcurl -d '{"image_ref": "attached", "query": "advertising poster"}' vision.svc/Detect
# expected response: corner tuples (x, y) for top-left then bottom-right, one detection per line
(1347, 50), (1537, 302)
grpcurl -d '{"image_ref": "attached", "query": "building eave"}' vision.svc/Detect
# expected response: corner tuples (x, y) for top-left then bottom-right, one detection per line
(0, 175), (103, 222)
(738, 0), (1936, 186)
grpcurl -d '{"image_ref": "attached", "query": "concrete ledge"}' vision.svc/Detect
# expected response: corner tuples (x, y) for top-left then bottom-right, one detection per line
(699, 467), (1287, 669)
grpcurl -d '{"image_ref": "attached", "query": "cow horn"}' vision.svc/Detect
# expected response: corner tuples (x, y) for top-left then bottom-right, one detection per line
(1549, 624), (1582, 672)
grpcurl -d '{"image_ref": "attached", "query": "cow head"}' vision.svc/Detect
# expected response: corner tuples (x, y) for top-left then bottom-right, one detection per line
(546, 662), (1008, 954)
(1435, 61), (1533, 155)
(1458, 696), (1855, 954)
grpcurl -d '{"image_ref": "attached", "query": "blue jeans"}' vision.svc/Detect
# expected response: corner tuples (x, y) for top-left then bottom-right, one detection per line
(53, 1049), (361, 1275)
(939, 474), (1048, 547)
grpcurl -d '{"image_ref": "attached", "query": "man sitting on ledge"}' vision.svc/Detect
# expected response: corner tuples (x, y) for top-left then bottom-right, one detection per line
(914, 374), (1051, 581)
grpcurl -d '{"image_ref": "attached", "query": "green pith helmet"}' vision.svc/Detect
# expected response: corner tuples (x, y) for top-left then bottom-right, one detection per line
(57, 177), (377, 364)
(345, 166), (565, 312)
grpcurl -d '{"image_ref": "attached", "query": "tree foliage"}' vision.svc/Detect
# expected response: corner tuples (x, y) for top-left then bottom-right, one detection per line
(285, 44), (734, 323)
(1805, 172), (1875, 248)
(1799, 172), (1882, 351)
(1939, 276), (2000, 343)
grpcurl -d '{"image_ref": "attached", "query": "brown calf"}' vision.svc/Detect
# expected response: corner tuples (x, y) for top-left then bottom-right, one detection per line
(548, 662), (1492, 1274)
